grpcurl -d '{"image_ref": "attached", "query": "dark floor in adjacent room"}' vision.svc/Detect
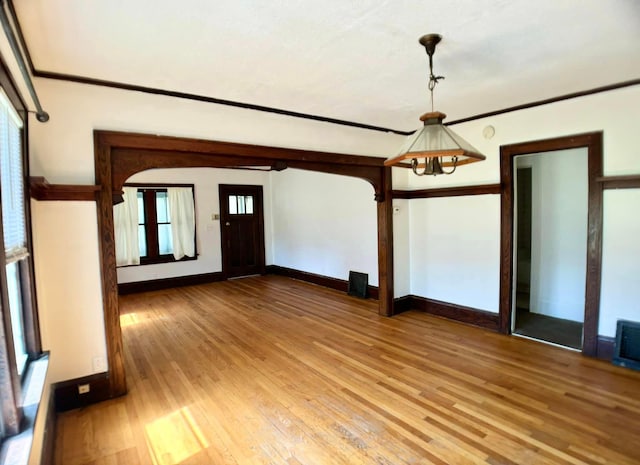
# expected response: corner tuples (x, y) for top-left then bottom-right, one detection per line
(514, 309), (583, 349)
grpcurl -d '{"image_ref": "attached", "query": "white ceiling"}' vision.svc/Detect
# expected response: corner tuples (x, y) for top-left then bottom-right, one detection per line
(14, 0), (640, 132)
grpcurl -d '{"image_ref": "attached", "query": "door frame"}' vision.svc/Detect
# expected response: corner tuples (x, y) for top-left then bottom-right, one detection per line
(219, 184), (266, 278)
(499, 132), (603, 356)
(94, 130), (394, 397)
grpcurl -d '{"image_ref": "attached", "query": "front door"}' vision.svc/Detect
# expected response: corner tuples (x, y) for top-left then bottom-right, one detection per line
(219, 184), (265, 278)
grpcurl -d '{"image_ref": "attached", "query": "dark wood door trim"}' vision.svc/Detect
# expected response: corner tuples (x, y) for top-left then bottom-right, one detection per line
(499, 132), (603, 357)
(219, 184), (266, 278)
(94, 130), (394, 398)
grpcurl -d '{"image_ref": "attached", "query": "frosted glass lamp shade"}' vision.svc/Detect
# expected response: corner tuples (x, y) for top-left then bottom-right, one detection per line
(385, 112), (485, 170)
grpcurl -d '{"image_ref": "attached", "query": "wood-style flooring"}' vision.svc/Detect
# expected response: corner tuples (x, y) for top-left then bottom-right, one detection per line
(55, 276), (640, 464)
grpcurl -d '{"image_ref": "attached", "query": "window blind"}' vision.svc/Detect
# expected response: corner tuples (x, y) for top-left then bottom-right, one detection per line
(0, 88), (26, 262)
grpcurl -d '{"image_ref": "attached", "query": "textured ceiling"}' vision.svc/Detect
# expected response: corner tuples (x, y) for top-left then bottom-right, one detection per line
(14, 0), (640, 132)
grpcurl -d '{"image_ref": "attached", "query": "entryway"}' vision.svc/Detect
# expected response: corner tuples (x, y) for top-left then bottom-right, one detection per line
(499, 132), (603, 356)
(511, 149), (588, 350)
(219, 184), (266, 278)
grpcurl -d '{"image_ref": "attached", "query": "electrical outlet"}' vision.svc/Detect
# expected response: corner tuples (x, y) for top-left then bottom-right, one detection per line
(93, 356), (107, 372)
(78, 384), (90, 394)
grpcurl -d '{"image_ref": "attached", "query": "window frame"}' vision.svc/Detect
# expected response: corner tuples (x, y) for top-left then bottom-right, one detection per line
(124, 183), (197, 266)
(0, 56), (42, 443)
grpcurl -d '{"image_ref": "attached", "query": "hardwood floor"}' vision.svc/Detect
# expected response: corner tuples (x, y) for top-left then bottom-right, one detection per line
(55, 276), (640, 464)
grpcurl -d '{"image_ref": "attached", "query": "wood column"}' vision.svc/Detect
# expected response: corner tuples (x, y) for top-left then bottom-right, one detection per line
(377, 167), (394, 316)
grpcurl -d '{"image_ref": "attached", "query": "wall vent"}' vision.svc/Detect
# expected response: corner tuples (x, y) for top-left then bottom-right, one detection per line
(613, 320), (640, 371)
(348, 271), (368, 299)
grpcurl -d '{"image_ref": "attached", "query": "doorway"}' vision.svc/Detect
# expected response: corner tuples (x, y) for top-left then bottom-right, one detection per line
(499, 132), (603, 356)
(219, 184), (266, 278)
(512, 150), (588, 349)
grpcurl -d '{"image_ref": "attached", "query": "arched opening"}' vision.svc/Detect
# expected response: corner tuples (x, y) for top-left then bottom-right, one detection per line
(94, 130), (394, 397)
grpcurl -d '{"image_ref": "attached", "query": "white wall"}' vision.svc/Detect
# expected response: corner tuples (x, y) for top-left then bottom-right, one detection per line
(30, 201), (107, 382)
(116, 167), (272, 283)
(393, 85), (640, 336)
(409, 195), (501, 312)
(27, 79), (400, 383)
(600, 189), (640, 337)
(271, 169), (378, 285)
(523, 149), (588, 322)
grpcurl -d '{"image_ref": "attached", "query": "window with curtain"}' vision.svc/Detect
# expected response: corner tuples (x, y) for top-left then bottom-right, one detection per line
(0, 84), (42, 443)
(114, 184), (196, 266)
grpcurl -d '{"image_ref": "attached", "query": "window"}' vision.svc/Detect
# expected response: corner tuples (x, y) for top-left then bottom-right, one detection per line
(137, 188), (175, 264)
(116, 184), (196, 266)
(0, 83), (41, 442)
(228, 194), (254, 215)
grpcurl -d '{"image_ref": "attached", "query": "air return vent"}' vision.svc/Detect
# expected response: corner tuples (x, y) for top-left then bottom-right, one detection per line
(613, 320), (640, 371)
(347, 271), (368, 299)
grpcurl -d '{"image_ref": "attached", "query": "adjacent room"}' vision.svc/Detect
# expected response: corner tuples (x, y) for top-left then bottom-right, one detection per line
(0, 1), (639, 464)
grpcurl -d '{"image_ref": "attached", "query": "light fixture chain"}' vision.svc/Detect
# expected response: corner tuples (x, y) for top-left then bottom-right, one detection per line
(426, 45), (444, 113)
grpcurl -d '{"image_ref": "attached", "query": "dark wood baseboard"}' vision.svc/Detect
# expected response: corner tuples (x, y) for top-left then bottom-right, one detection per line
(392, 295), (413, 315)
(118, 271), (225, 294)
(395, 294), (500, 331)
(266, 265), (379, 300)
(53, 372), (112, 412)
(596, 335), (616, 361)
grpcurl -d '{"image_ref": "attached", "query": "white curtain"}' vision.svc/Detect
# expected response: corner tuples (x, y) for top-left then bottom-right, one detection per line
(114, 187), (140, 266)
(168, 187), (196, 260)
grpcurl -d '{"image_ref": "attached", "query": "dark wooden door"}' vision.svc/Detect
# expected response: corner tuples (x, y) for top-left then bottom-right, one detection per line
(219, 184), (265, 278)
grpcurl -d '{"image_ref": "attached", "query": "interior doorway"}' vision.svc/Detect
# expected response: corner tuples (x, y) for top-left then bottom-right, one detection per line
(219, 184), (266, 278)
(499, 132), (603, 357)
(512, 150), (588, 349)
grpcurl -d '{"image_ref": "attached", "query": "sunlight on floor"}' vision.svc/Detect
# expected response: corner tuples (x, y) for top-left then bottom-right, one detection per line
(120, 312), (143, 328)
(144, 407), (209, 465)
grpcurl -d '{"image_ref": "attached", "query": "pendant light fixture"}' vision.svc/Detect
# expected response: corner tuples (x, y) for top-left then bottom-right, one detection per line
(385, 34), (485, 175)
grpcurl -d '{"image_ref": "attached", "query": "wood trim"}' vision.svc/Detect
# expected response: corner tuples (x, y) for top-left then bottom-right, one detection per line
(392, 295), (413, 315)
(30, 176), (100, 201)
(597, 174), (640, 190)
(446, 79), (640, 126)
(266, 265), (379, 300)
(52, 372), (111, 412)
(94, 130), (393, 399)
(118, 272), (225, 295)
(377, 167), (394, 315)
(94, 133), (128, 399)
(400, 295), (500, 331)
(499, 132), (603, 357)
(596, 336), (616, 361)
(124, 182), (195, 189)
(391, 183), (501, 199)
(32, 70), (413, 136)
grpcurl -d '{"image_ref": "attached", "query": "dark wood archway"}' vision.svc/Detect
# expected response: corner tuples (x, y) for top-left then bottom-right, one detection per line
(499, 132), (603, 356)
(94, 130), (394, 397)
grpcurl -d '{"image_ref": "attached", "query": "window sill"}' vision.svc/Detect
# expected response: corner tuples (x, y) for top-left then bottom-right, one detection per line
(118, 254), (198, 268)
(0, 353), (50, 465)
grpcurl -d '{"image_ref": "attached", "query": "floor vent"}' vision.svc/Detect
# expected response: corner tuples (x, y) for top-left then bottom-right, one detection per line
(613, 320), (640, 371)
(348, 271), (368, 299)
